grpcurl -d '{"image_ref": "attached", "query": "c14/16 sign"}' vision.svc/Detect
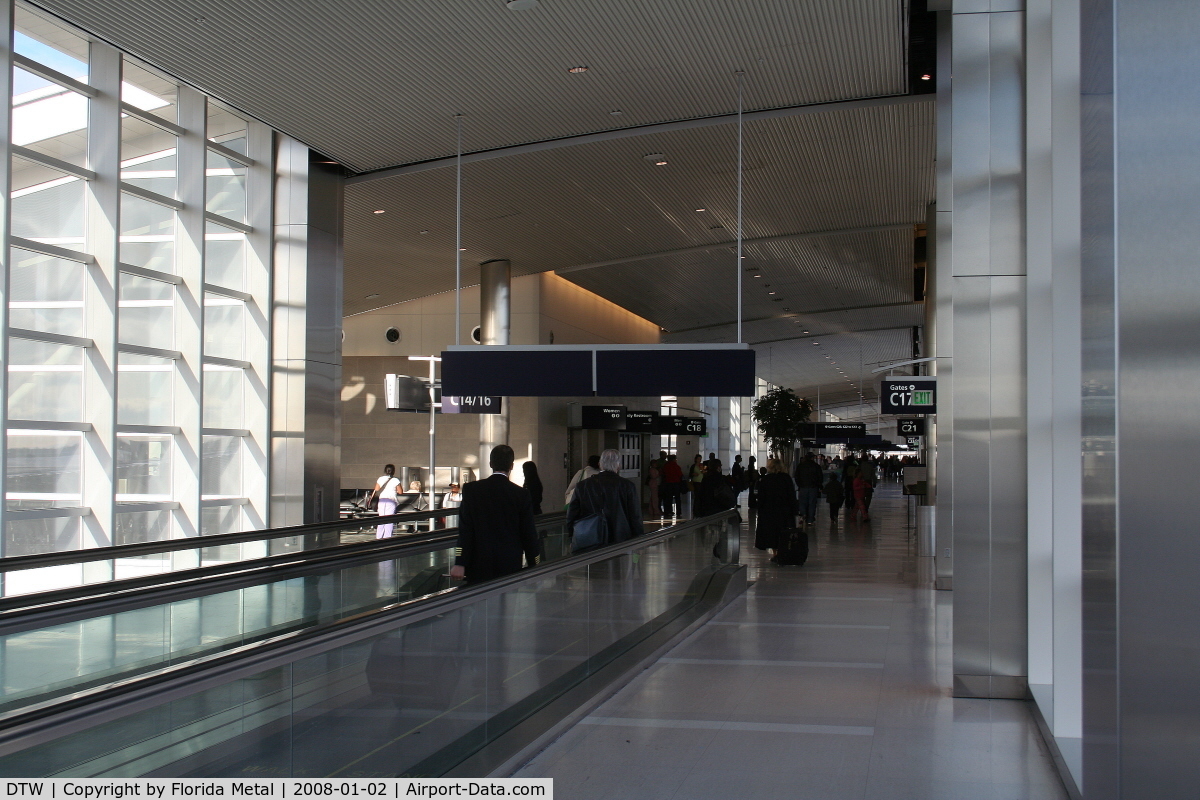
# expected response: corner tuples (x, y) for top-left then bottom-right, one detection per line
(442, 396), (502, 414)
(880, 378), (937, 415)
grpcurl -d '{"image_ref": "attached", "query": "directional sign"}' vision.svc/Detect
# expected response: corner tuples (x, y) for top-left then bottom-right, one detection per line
(897, 418), (926, 436)
(658, 416), (707, 436)
(442, 395), (502, 414)
(880, 378), (937, 415)
(802, 422), (866, 438)
(624, 411), (659, 433)
(567, 405), (627, 430)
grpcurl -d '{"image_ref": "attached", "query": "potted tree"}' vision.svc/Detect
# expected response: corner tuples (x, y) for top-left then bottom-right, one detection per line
(751, 387), (813, 474)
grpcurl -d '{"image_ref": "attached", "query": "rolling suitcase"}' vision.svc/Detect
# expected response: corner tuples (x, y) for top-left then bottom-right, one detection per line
(774, 527), (809, 566)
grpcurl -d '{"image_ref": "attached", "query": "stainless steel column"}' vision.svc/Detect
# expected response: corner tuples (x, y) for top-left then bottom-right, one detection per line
(1082, 0), (1200, 795)
(478, 259), (510, 477)
(271, 139), (344, 524)
(946, 3), (1029, 701)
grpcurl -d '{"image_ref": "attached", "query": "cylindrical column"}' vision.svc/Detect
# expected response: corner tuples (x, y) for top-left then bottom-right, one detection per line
(479, 260), (511, 477)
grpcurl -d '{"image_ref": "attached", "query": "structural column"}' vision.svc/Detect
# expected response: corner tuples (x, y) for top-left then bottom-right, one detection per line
(478, 259), (510, 477)
(941, 0), (1030, 700)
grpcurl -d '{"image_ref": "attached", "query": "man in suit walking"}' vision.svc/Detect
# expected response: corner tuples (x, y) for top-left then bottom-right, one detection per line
(449, 445), (541, 584)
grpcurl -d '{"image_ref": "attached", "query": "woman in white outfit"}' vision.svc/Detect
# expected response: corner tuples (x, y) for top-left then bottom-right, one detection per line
(371, 464), (402, 538)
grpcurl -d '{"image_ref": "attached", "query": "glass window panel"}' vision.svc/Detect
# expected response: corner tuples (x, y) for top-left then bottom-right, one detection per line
(11, 69), (89, 168)
(10, 157), (85, 247)
(114, 509), (171, 546)
(4, 515), (81, 557)
(204, 293), (244, 360)
(8, 247), (84, 337)
(121, 59), (177, 123)
(14, 6), (89, 82)
(120, 116), (177, 198)
(201, 435), (242, 498)
(117, 353), (173, 427)
(116, 435), (172, 499)
(5, 431), (82, 509)
(119, 273), (174, 349)
(206, 102), (246, 154)
(119, 192), (175, 271)
(204, 222), (245, 290)
(7, 339), (83, 422)
(201, 504), (243, 536)
(203, 366), (244, 430)
(206, 150), (247, 222)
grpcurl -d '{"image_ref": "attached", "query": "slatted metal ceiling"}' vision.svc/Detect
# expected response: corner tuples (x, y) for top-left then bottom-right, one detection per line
(33, 0), (906, 172)
(32, 0), (932, 399)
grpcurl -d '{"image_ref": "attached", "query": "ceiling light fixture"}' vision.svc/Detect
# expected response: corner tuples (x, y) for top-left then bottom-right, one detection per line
(420, 229), (429, 234)
(812, 342), (820, 346)
(365, 293), (380, 299)
(373, 209), (385, 214)
(506, 0), (539, 9)
(568, 65), (589, 74)
(644, 153), (667, 166)
(768, 291), (776, 295)
(753, 274), (762, 278)
(610, 110), (623, 116)
(921, 74), (932, 81)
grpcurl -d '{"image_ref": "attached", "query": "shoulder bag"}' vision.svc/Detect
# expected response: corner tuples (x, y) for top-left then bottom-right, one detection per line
(571, 480), (609, 552)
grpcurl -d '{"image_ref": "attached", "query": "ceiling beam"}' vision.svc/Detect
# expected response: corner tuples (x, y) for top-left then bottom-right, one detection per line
(346, 94), (932, 185)
(665, 303), (919, 336)
(555, 223), (913, 275)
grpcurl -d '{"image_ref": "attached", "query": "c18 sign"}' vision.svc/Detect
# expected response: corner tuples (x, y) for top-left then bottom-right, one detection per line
(880, 378), (937, 415)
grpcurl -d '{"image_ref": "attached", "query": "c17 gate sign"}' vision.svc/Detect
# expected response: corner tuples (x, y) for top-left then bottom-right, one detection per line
(880, 378), (937, 415)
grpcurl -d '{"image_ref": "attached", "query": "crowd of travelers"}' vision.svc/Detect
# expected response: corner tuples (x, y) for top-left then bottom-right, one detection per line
(374, 445), (919, 584)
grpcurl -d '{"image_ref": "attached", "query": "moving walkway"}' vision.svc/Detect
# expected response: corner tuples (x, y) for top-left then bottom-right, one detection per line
(0, 509), (745, 778)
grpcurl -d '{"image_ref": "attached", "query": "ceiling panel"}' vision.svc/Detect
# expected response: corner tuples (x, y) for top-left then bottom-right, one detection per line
(343, 98), (934, 315)
(35, 0), (908, 172)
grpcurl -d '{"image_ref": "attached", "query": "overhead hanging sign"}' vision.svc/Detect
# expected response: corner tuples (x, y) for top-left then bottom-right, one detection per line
(624, 411), (659, 433)
(658, 416), (706, 436)
(568, 404), (626, 430)
(442, 395), (502, 414)
(897, 418), (926, 436)
(801, 422), (866, 438)
(880, 377), (938, 415)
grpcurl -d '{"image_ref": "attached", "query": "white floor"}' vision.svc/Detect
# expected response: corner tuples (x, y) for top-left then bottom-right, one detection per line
(515, 484), (1070, 800)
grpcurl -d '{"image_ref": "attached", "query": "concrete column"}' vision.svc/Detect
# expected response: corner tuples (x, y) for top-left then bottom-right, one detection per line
(944, 2), (1030, 701)
(478, 259), (510, 477)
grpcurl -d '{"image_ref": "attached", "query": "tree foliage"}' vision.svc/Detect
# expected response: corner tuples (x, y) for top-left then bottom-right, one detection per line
(751, 388), (813, 467)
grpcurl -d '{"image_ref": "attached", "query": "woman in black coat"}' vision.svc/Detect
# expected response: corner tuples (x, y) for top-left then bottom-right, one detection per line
(522, 461), (544, 515)
(754, 458), (799, 552)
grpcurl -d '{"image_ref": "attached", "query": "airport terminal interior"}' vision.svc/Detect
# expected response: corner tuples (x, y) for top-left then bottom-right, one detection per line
(0, 0), (1194, 797)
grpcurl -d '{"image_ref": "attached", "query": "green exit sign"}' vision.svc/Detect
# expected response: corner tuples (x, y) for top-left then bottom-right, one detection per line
(912, 390), (934, 406)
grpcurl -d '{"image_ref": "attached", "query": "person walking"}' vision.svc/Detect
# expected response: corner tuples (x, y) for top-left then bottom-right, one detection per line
(522, 461), (544, 515)
(753, 458), (799, 555)
(661, 454), (684, 519)
(369, 464), (402, 539)
(852, 469), (872, 523)
(698, 458), (732, 516)
(746, 456), (759, 509)
(567, 449), (643, 549)
(449, 445), (541, 584)
(794, 452), (824, 527)
(564, 454), (601, 507)
(823, 473), (844, 523)
(730, 454), (745, 492)
(647, 458), (662, 519)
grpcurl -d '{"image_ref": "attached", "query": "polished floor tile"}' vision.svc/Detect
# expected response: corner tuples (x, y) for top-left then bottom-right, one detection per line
(515, 482), (1070, 800)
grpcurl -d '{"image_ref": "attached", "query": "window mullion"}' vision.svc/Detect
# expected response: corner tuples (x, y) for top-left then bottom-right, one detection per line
(81, 41), (120, 561)
(175, 84), (206, 545)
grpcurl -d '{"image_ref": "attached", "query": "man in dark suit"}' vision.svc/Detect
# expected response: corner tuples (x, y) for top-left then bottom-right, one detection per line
(449, 445), (541, 584)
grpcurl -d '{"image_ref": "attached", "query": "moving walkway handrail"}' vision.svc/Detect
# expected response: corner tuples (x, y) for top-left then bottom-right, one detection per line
(0, 513), (565, 632)
(0, 510), (740, 757)
(0, 507), (461, 573)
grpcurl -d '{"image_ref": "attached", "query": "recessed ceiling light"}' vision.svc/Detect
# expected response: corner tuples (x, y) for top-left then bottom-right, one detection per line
(365, 293), (380, 299)
(644, 153), (667, 165)
(768, 291), (776, 295)
(420, 229), (429, 234)
(753, 274), (762, 278)
(568, 65), (589, 74)
(812, 342), (819, 346)
(921, 73), (932, 80)
(610, 109), (623, 116)
(802, 329), (810, 334)
(507, 0), (539, 9)
(373, 209), (385, 214)
(695, 208), (706, 212)
(459, 248), (466, 251)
